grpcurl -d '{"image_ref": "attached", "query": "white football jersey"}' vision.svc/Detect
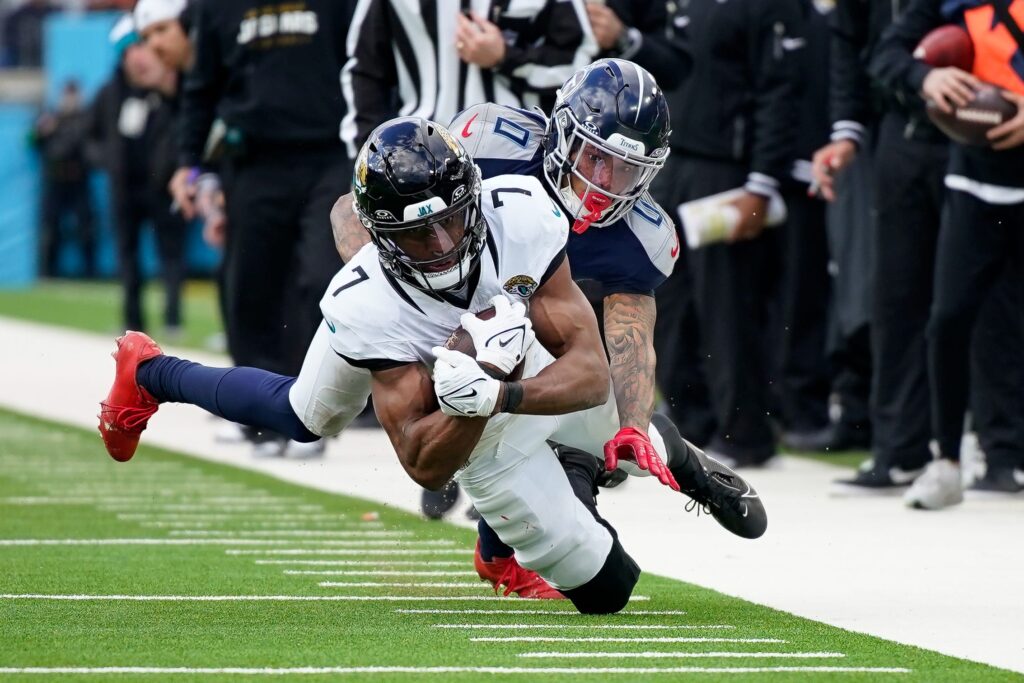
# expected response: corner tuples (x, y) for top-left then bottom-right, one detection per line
(320, 173), (569, 457)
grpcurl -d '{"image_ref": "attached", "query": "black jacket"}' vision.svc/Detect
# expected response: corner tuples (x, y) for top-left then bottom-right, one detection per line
(179, 0), (356, 167)
(667, 0), (804, 195)
(870, 0), (1024, 187)
(89, 68), (180, 202)
(601, 1), (691, 90)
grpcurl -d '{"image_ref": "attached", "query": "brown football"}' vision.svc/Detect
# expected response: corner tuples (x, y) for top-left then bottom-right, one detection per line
(444, 305), (526, 381)
(914, 25), (974, 70)
(926, 86), (1018, 146)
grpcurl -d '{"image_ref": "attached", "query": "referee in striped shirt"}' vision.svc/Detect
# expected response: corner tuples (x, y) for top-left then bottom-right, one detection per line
(340, 0), (597, 157)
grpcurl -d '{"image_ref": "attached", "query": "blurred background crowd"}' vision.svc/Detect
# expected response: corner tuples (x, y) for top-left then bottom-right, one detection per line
(0, 0), (1021, 509)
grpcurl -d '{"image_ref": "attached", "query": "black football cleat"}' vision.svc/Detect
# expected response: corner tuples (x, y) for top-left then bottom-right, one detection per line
(652, 414), (767, 539)
(421, 480), (460, 520)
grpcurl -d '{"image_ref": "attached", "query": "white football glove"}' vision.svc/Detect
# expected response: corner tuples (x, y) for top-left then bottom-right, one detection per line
(431, 346), (501, 417)
(459, 294), (535, 377)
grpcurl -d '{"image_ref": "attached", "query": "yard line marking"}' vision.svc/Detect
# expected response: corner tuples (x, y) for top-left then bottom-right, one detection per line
(226, 549), (472, 556)
(3, 497), (311, 506)
(170, 530), (408, 537)
(519, 652), (846, 659)
(471, 637), (782, 643)
(0, 594), (584, 603)
(0, 539), (454, 547)
(257, 560), (466, 567)
(395, 609), (681, 615)
(0, 666), (913, 674)
(435, 624), (734, 630)
(284, 570), (478, 577)
(318, 581), (485, 588)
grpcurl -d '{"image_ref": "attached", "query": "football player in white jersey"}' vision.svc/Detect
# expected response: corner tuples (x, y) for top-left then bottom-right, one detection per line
(100, 117), (689, 612)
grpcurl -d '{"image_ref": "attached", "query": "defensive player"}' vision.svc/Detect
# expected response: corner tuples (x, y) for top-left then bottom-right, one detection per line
(99, 117), (723, 612)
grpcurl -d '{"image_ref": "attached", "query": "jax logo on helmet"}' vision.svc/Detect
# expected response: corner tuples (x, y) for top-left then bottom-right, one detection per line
(404, 197), (448, 221)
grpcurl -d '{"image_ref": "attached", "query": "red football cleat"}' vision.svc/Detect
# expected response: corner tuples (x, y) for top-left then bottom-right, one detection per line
(474, 540), (565, 600)
(98, 331), (163, 462)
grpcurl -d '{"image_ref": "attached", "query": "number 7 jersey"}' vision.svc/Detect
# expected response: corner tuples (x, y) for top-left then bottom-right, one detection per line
(320, 174), (568, 373)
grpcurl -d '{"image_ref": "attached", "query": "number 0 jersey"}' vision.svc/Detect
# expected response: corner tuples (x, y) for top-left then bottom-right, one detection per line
(451, 103), (679, 296)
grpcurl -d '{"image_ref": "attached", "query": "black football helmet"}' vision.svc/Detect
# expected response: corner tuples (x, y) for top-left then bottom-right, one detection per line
(353, 117), (485, 293)
(543, 59), (671, 233)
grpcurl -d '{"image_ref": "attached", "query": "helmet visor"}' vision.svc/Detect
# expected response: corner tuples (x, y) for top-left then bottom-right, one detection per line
(378, 203), (477, 275)
(569, 140), (651, 198)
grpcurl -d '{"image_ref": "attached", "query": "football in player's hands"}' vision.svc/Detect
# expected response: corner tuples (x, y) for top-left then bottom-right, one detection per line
(444, 296), (531, 380)
(927, 85), (1019, 146)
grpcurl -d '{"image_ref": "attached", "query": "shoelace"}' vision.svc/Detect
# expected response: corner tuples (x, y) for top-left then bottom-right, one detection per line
(684, 497), (710, 517)
(99, 402), (157, 431)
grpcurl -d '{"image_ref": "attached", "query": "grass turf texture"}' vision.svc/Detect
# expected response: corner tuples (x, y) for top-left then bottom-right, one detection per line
(0, 280), (223, 352)
(0, 408), (1017, 682)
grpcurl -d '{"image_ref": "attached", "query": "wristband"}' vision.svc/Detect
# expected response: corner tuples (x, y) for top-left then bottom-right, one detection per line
(499, 381), (524, 414)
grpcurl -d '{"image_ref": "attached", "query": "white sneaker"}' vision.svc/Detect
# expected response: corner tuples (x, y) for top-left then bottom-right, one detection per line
(904, 459), (964, 510)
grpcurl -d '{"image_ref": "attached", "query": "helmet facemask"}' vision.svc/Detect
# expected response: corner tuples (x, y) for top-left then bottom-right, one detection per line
(360, 181), (486, 294)
(545, 108), (668, 234)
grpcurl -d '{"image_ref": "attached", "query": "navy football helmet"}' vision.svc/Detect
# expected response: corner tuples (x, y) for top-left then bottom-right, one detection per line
(543, 59), (671, 233)
(353, 117), (485, 293)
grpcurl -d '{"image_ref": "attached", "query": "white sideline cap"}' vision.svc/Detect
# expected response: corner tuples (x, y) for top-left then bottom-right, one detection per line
(134, 0), (186, 32)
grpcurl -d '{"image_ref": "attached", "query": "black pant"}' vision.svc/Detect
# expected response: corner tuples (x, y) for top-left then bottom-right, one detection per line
(929, 189), (1024, 464)
(221, 143), (350, 376)
(869, 114), (949, 469)
(775, 189), (831, 432)
(40, 179), (94, 278)
(651, 156), (717, 448)
(113, 188), (187, 331)
(659, 156), (778, 460)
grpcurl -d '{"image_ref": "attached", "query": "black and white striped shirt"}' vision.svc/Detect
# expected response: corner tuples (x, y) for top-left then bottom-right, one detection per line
(340, 0), (596, 156)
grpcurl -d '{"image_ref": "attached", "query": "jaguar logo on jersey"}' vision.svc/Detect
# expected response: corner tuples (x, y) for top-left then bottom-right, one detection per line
(503, 275), (539, 299)
(237, 5), (319, 45)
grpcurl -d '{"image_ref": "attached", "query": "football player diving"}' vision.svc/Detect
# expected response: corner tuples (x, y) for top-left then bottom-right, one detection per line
(99, 116), (754, 613)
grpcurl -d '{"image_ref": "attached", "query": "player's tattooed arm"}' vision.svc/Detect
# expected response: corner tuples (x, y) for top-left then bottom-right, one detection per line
(519, 257), (611, 414)
(603, 292), (658, 432)
(331, 193), (371, 263)
(371, 362), (487, 490)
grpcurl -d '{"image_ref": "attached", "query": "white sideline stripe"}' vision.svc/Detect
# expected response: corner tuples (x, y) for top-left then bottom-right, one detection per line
(0, 666), (912, 675)
(100, 505), (324, 512)
(396, 609), (683, 615)
(318, 581), (485, 588)
(226, 549), (472, 556)
(435, 624), (733, 630)
(0, 594), (581, 602)
(142, 522), (380, 529)
(285, 570), (478, 576)
(117, 514), (349, 520)
(2, 497), (303, 505)
(258, 560), (466, 567)
(0, 539), (454, 547)
(170, 530), (406, 537)
(519, 652), (846, 659)
(472, 637), (783, 643)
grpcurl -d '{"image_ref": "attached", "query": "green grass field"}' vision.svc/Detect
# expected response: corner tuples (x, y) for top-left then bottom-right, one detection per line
(0, 408), (1017, 682)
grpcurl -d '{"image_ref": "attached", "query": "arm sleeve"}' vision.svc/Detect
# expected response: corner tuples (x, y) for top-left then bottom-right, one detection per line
(744, 0), (803, 196)
(829, 0), (872, 145)
(617, 0), (692, 90)
(869, 0), (941, 100)
(340, 0), (399, 158)
(498, 0), (598, 91)
(178, 0), (225, 168)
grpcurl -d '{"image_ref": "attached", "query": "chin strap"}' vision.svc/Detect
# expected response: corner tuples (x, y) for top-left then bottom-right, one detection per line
(571, 192), (612, 234)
